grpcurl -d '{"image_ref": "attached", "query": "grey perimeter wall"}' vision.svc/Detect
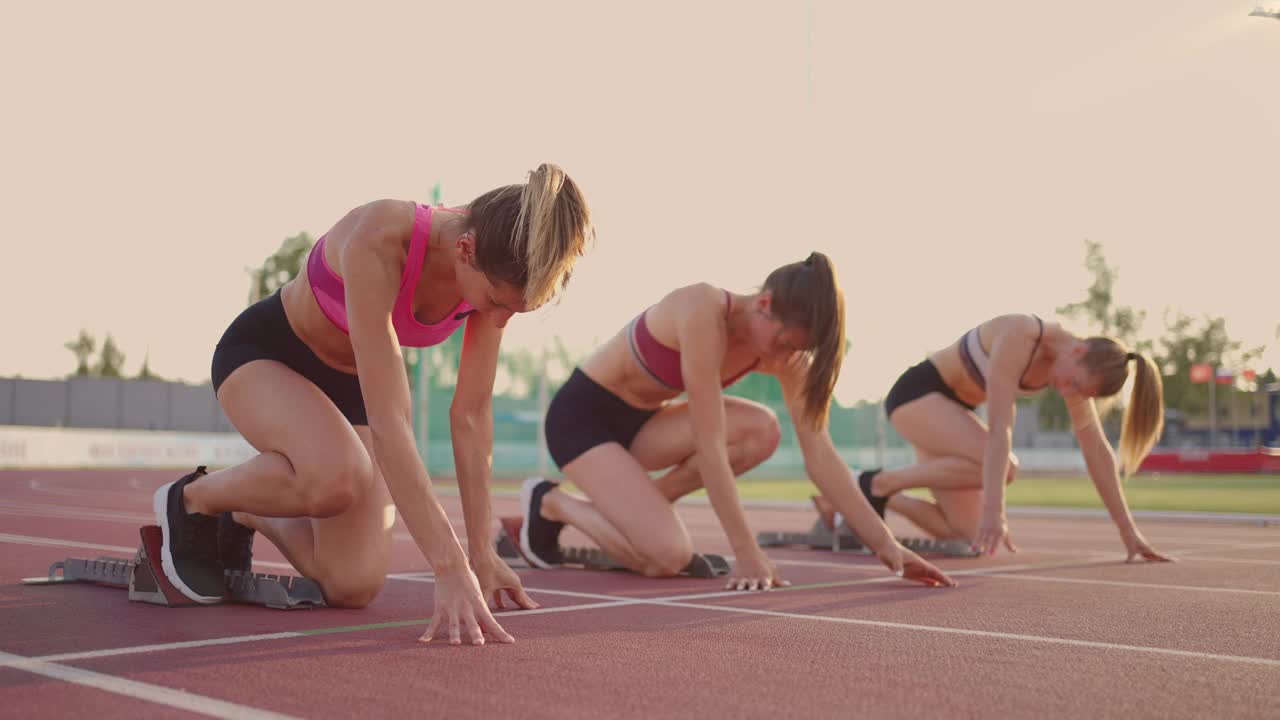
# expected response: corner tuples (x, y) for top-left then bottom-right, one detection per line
(1, 377), (234, 433)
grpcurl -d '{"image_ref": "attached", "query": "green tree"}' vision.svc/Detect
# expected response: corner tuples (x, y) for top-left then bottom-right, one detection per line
(1055, 240), (1151, 350)
(1157, 313), (1264, 417)
(64, 330), (96, 377)
(248, 232), (314, 304)
(94, 335), (127, 378)
(136, 352), (161, 381)
(1041, 240), (1152, 430)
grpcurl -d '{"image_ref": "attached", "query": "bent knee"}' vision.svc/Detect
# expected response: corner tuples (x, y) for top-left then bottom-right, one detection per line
(636, 543), (694, 578)
(1006, 453), (1020, 485)
(320, 574), (385, 609)
(740, 407), (782, 462)
(301, 455), (374, 518)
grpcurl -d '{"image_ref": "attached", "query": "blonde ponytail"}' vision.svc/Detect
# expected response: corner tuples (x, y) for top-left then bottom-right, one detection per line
(467, 163), (594, 308)
(517, 164), (593, 309)
(1118, 352), (1165, 477)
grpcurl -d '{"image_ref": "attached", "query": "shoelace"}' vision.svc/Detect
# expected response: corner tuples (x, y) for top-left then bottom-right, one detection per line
(230, 527), (254, 558)
(180, 514), (222, 567)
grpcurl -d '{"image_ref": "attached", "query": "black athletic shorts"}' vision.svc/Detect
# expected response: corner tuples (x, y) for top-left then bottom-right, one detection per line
(883, 359), (976, 419)
(544, 368), (660, 469)
(211, 291), (368, 425)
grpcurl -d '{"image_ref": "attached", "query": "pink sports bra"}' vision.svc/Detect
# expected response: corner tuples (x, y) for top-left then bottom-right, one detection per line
(306, 203), (475, 348)
(627, 290), (759, 391)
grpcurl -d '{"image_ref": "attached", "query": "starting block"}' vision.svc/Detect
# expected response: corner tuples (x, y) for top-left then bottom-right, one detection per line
(495, 517), (731, 578)
(756, 495), (978, 558)
(23, 525), (326, 609)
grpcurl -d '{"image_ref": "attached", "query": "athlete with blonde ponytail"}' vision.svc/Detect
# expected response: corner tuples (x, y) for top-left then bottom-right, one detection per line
(152, 164), (594, 647)
(516, 253), (956, 592)
(865, 314), (1173, 561)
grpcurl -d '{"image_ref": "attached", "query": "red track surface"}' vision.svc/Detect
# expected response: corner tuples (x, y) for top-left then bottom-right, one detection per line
(2, 469), (1277, 718)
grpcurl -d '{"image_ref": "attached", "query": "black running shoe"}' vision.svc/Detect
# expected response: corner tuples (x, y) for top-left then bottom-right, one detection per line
(218, 512), (255, 573)
(152, 466), (225, 603)
(519, 477), (564, 569)
(858, 469), (889, 519)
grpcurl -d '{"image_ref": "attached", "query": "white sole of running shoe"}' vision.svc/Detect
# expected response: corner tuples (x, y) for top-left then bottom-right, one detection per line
(518, 476), (558, 570)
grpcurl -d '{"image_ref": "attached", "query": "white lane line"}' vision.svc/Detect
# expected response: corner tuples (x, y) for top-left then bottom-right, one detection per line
(6, 598), (637, 667)
(0, 650), (301, 720)
(617, 561), (1079, 603)
(0, 533), (135, 554)
(1199, 541), (1280, 551)
(0, 532), (293, 571)
(741, 557), (885, 571)
(1177, 556), (1280, 566)
(34, 633), (305, 664)
(968, 572), (1280, 596)
(1010, 532), (1280, 547)
(6, 551), (1276, 674)
(9, 532), (1279, 670)
(745, 550), (1113, 570)
(387, 573), (1280, 668)
(642, 600), (1280, 668)
(0, 503), (153, 523)
(0, 532), (1239, 598)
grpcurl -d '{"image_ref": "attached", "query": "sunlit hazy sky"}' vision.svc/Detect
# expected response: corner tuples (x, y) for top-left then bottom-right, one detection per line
(3, 1), (1276, 404)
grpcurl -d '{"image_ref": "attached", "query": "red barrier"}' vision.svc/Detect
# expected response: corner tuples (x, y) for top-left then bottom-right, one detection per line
(1140, 448), (1280, 474)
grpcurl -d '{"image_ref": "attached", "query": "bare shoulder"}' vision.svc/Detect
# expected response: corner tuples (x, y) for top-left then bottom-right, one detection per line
(324, 199), (417, 280)
(647, 283), (726, 348)
(986, 313), (1043, 344)
(659, 282), (723, 311)
(342, 199), (415, 252)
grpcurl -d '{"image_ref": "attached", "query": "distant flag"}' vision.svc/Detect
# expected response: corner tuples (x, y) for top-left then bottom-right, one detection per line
(1215, 367), (1235, 385)
(1189, 363), (1213, 384)
(1242, 369), (1259, 392)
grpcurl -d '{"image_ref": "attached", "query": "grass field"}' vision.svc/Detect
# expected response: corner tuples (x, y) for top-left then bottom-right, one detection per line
(716, 473), (1280, 515)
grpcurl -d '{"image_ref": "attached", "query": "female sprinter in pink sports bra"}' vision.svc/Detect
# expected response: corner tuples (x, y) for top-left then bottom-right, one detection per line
(517, 253), (956, 591)
(151, 164), (594, 647)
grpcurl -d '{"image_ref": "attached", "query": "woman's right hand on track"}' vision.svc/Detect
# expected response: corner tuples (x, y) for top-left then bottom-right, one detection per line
(972, 512), (1018, 556)
(420, 565), (515, 646)
(875, 544), (958, 587)
(726, 548), (790, 591)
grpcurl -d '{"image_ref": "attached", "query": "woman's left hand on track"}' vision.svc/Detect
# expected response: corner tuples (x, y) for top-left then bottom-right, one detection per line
(472, 552), (540, 610)
(1123, 533), (1176, 563)
(420, 565), (515, 646)
(972, 512), (1018, 556)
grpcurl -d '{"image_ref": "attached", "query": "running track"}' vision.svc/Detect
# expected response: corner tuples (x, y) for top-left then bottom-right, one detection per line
(1, 469), (1277, 718)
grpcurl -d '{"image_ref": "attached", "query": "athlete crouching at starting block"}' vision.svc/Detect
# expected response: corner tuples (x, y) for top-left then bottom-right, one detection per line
(511, 253), (957, 591)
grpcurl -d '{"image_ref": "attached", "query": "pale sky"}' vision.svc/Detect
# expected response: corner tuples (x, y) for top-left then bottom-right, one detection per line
(2, 1), (1276, 404)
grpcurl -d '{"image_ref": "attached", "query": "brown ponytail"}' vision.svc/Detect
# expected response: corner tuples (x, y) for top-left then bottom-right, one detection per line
(762, 252), (845, 430)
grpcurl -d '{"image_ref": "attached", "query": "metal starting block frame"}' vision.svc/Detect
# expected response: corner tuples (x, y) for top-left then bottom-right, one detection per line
(756, 495), (979, 558)
(23, 525), (326, 609)
(495, 517), (730, 578)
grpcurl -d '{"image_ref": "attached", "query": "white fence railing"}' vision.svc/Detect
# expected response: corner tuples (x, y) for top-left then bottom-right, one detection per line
(0, 426), (1089, 473)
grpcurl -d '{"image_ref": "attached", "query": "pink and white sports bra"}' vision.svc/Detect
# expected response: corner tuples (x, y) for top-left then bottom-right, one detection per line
(306, 203), (475, 348)
(627, 290), (759, 391)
